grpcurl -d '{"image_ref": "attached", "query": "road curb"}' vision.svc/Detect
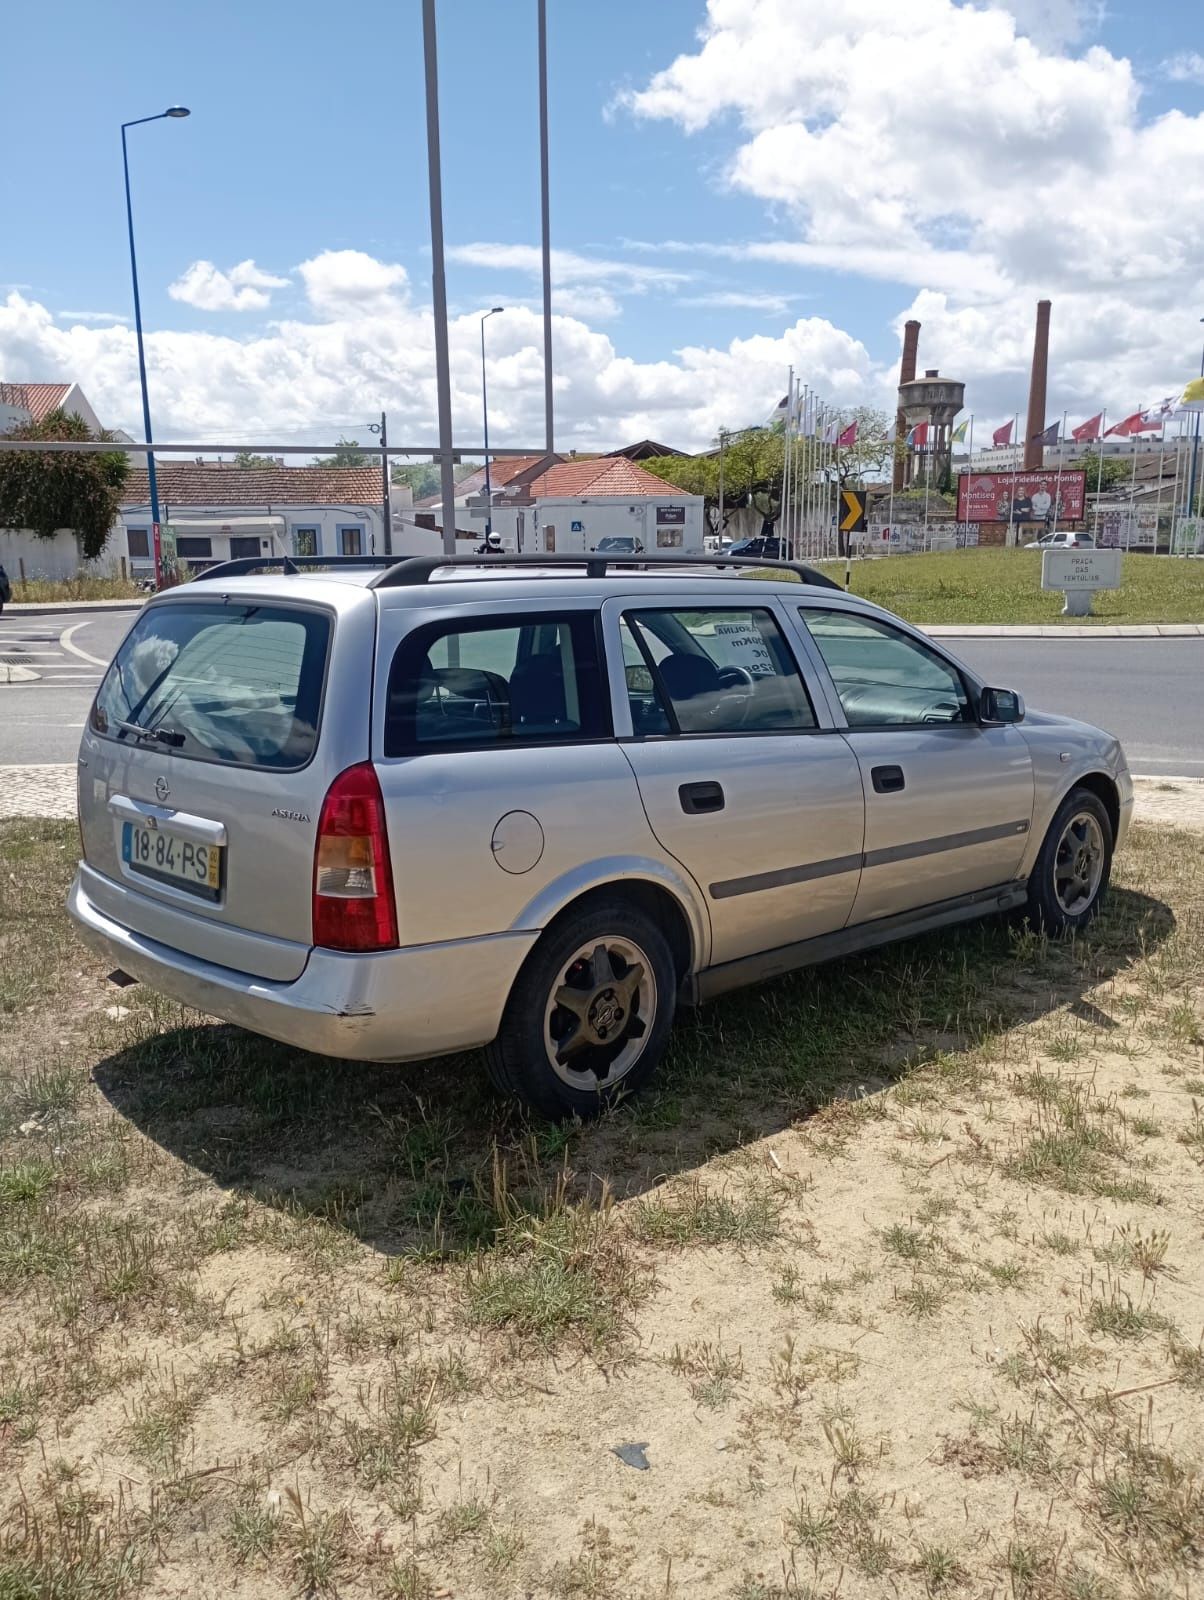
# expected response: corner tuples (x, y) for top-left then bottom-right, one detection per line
(5, 599), (144, 615)
(923, 623), (1204, 638)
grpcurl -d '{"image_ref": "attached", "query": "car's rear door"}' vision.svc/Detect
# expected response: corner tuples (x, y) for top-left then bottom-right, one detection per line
(77, 586), (374, 980)
(795, 604), (1034, 924)
(602, 594), (865, 967)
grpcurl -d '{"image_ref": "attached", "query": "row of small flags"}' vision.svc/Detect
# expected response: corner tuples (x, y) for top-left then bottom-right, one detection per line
(769, 378), (1204, 451)
(986, 378), (1204, 449)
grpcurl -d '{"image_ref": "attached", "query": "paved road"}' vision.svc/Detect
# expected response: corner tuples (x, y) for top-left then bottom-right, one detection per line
(0, 609), (133, 764)
(949, 638), (1204, 777)
(0, 612), (1201, 776)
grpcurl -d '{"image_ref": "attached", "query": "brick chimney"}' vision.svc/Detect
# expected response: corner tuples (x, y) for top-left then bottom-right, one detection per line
(1024, 300), (1051, 471)
(894, 319), (921, 489)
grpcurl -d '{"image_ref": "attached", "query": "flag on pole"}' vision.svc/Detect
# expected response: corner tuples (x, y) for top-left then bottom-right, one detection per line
(884, 423), (896, 444)
(1176, 377), (1204, 412)
(1030, 420), (1060, 446)
(765, 394), (789, 425)
(952, 420), (969, 444)
(907, 422), (929, 448)
(837, 421), (858, 449)
(823, 419), (840, 445)
(1140, 397), (1177, 425)
(1106, 410), (1162, 437)
(992, 419), (1013, 447)
(1072, 412), (1103, 442)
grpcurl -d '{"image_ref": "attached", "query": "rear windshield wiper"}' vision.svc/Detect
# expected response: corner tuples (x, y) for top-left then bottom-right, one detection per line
(113, 718), (185, 748)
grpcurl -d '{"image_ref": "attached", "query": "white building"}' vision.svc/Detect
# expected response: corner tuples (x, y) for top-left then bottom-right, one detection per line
(118, 462), (419, 576)
(412, 453), (705, 555)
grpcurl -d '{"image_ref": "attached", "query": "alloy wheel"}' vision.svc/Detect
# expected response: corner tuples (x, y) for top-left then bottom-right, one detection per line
(1053, 811), (1105, 916)
(543, 936), (657, 1092)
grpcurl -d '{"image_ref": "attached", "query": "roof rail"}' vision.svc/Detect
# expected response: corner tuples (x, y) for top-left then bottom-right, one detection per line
(368, 553), (843, 591)
(190, 555), (396, 583)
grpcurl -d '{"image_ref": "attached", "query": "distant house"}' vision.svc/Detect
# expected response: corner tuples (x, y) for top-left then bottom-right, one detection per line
(118, 462), (415, 575)
(605, 439), (685, 462)
(0, 380), (123, 580)
(0, 380), (105, 436)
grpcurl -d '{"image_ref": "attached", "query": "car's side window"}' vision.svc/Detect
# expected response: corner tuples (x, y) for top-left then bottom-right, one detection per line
(384, 611), (608, 755)
(800, 608), (971, 728)
(622, 607), (816, 735)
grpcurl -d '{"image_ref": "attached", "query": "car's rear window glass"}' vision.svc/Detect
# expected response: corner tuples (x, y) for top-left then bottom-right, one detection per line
(384, 611), (608, 755)
(91, 602), (329, 769)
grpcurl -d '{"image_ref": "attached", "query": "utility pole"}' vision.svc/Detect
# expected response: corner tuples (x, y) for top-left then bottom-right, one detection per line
(717, 429), (726, 539)
(379, 411), (392, 555)
(422, 0), (457, 556)
(537, 0), (554, 455)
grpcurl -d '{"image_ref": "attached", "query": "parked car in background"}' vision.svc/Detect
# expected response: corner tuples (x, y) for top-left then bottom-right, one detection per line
(69, 553), (1132, 1120)
(727, 536), (784, 560)
(592, 536), (644, 556)
(1024, 531), (1095, 550)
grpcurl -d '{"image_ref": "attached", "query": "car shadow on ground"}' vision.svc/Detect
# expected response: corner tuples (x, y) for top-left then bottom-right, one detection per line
(93, 886), (1174, 1259)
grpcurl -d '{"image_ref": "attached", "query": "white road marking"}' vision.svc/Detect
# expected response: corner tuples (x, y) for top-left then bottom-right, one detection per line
(60, 622), (109, 668)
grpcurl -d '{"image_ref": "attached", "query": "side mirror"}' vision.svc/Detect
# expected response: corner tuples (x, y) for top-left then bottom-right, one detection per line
(980, 686), (1025, 725)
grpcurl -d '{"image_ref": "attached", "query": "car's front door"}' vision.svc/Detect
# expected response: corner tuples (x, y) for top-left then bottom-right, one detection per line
(602, 597), (866, 968)
(796, 605), (1034, 925)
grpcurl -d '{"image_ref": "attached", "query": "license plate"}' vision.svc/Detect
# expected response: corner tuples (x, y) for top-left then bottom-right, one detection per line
(122, 821), (222, 897)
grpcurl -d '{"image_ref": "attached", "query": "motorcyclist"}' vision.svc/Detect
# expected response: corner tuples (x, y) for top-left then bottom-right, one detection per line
(475, 531), (504, 555)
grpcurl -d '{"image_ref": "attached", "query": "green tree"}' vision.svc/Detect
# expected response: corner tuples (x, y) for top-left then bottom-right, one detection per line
(390, 460), (482, 499)
(232, 450), (279, 469)
(1075, 450), (1137, 493)
(314, 437), (369, 468)
(0, 409), (128, 560)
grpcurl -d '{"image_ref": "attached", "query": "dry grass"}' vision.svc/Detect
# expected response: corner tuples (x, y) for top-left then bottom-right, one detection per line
(1, 817), (1203, 1597)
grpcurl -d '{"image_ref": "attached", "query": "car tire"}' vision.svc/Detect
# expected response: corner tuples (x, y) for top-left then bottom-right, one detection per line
(484, 897), (678, 1120)
(1025, 787), (1113, 935)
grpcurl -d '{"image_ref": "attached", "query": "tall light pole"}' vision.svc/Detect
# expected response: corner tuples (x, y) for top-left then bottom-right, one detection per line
(367, 413), (392, 556)
(121, 106), (189, 588)
(421, 0), (457, 557)
(537, 0), (554, 454)
(480, 307), (504, 541)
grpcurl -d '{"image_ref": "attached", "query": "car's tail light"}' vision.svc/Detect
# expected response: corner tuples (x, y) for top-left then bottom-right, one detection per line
(312, 763), (398, 952)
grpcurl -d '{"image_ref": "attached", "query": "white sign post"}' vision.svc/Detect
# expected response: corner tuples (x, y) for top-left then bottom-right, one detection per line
(1040, 548), (1122, 617)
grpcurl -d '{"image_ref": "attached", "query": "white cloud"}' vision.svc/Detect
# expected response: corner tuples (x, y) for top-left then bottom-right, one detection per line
(58, 310), (129, 325)
(681, 290), (803, 314)
(448, 242), (690, 293)
(295, 250), (409, 318)
(0, 276), (875, 455)
(622, 0), (1204, 305)
(168, 259), (290, 312)
(617, 0), (1204, 424)
(1165, 52), (1204, 86)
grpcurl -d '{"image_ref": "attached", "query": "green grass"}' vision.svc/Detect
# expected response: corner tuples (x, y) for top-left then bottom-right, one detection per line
(811, 549), (1204, 625)
(11, 572), (142, 603)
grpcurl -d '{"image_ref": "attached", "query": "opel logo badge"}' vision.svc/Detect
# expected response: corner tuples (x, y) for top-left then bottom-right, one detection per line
(154, 776), (171, 802)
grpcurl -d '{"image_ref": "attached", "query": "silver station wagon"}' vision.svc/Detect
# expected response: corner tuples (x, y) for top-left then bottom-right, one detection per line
(68, 555), (1132, 1118)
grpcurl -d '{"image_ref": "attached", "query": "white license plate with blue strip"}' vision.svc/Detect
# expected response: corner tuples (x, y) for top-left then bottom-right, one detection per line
(122, 821), (222, 898)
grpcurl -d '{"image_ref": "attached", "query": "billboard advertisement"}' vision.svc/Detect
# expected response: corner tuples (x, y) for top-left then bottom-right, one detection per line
(957, 470), (1087, 525)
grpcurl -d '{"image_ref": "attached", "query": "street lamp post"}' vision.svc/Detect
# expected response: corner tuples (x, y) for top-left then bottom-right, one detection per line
(480, 307), (504, 541)
(121, 106), (189, 588)
(367, 413), (393, 556)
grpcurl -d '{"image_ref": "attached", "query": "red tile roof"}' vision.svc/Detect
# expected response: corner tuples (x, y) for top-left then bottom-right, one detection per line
(1, 382), (72, 422)
(121, 464), (384, 509)
(528, 457), (687, 498)
(451, 453), (562, 501)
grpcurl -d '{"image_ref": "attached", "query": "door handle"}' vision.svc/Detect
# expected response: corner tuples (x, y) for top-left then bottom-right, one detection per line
(871, 765), (905, 795)
(679, 781), (725, 815)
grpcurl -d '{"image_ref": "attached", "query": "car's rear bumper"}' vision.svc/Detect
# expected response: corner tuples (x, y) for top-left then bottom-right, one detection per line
(67, 867), (537, 1062)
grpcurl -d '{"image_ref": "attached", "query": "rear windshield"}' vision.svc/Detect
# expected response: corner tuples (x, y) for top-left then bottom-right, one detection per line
(91, 601), (329, 770)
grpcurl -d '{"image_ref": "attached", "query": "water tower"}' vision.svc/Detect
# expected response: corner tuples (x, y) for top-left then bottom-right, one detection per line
(898, 368), (965, 489)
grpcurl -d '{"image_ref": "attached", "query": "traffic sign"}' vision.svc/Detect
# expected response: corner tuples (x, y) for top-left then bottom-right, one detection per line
(839, 489), (867, 533)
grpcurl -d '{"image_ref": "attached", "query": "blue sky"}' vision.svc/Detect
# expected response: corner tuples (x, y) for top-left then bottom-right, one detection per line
(3, 0), (1202, 450)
